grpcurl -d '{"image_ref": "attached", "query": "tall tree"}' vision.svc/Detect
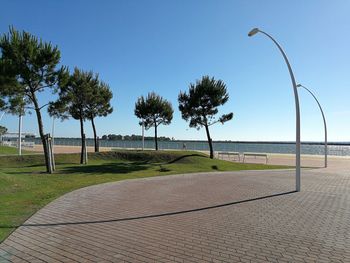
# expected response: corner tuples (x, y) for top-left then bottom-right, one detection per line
(49, 68), (94, 164)
(178, 76), (233, 159)
(134, 92), (173, 150)
(0, 27), (68, 172)
(86, 81), (113, 152)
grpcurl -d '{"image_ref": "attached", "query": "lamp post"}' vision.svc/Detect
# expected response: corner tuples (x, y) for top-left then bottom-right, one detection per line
(17, 97), (26, 156)
(297, 84), (327, 168)
(142, 119), (145, 150)
(18, 112), (23, 156)
(51, 116), (55, 153)
(248, 28), (301, 192)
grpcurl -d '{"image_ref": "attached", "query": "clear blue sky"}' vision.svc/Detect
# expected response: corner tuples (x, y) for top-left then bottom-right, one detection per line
(1, 0), (349, 141)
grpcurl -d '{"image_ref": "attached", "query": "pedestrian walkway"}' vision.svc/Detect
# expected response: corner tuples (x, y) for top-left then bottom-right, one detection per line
(1, 163), (350, 262)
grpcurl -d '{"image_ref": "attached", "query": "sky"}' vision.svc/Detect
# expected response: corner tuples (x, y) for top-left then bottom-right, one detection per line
(0, 0), (349, 142)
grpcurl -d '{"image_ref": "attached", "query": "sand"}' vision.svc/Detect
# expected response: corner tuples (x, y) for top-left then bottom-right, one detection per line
(24, 144), (349, 168)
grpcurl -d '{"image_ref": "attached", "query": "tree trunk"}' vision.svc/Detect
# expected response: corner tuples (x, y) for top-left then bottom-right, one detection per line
(91, 118), (98, 152)
(32, 93), (51, 173)
(79, 117), (85, 164)
(154, 124), (158, 151)
(204, 124), (214, 159)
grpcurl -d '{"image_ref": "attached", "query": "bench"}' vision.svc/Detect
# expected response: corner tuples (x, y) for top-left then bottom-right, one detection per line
(217, 152), (241, 162)
(1, 141), (35, 148)
(243, 152), (268, 164)
(22, 142), (35, 148)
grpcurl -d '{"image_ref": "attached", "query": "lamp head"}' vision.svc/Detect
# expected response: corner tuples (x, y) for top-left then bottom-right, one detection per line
(296, 84), (302, 87)
(248, 28), (259, 37)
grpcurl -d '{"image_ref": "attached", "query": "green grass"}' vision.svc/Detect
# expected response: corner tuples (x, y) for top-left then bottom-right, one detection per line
(0, 150), (290, 242)
(0, 145), (32, 155)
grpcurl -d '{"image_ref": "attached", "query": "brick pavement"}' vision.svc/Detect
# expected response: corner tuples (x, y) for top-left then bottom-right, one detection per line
(1, 164), (350, 262)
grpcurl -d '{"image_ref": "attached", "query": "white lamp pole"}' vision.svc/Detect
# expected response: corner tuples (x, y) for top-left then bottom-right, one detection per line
(18, 113), (23, 156)
(248, 28), (301, 192)
(51, 117), (55, 154)
(142, 120), (145, 150)
(297, 84), (327, 168)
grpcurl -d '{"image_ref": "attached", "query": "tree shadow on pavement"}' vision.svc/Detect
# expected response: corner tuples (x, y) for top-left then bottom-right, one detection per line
(0, 190), (297, 229)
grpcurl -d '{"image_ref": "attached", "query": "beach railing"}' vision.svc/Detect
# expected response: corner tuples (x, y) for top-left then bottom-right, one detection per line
(243, 152), (268, 164)
(217, 152), (241, 162)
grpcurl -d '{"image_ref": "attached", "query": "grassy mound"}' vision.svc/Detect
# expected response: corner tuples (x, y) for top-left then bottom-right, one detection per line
(0, 150), (206, 168)
(90, 150), (205, 163)
(0, 145), (32, 156)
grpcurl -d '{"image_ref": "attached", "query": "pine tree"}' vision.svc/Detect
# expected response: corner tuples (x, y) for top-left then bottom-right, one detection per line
(134, 92), (173, 150)
(178, 76), (233, 159)
(49, 68), (93, 164)
(86, 81), (113, 152)
(0, 27), (68, 172)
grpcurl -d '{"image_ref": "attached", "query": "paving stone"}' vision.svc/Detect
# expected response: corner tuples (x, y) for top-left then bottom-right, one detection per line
(1, 164), (350, 262)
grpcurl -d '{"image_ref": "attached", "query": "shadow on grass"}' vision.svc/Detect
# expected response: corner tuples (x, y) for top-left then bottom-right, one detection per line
(60, 161), (150, 174)
(6, 170), (48, 175)
(62, 154), (209, 174)
(2, 154), (209, 176)
(5, 162), (150, 175)
(166, 154), (207, 164)
(158, 165), (171, 172)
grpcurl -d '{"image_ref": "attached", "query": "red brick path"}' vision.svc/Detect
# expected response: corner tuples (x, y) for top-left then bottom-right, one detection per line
(1, 166), (350, 262)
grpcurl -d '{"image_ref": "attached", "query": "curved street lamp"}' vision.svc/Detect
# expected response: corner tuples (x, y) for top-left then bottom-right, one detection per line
(248, 28), (301, 192)
(297, 84), (327, 168)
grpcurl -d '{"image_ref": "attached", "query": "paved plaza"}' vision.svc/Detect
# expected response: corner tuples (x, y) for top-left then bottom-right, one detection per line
(1, 162), (350, 262)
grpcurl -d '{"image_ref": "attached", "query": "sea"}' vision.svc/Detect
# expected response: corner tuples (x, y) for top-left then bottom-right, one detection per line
(25, 138), (350, 156)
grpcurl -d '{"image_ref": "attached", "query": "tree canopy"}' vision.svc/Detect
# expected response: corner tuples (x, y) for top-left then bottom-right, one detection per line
(85, 81), (113, 120)
(49, 67), (113, 158)
(134, 92), (173, 150)
(0, 27), (68, 114)
(0, 26), (68, 172)
(178, 76), (233, 129)
(49, 68), (93, 121)
(178, 75), (233, 158)
(135, 92), (173, 128)
(0, 125), (7, 136)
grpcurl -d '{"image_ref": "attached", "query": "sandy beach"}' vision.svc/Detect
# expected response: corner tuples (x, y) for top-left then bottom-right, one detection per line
(24, 144), (349, 168)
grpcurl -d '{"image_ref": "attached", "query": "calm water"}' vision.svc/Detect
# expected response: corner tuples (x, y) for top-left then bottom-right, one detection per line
(26, 138), (350, 156)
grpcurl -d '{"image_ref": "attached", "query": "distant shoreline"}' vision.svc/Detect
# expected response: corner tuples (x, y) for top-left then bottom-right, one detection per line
(183, 141), (350, 146)
(22, 137), (350, 146)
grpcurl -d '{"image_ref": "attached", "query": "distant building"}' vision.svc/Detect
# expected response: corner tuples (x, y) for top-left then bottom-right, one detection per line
(1, 132), (36, 140)
(1, 132), (36, 148)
